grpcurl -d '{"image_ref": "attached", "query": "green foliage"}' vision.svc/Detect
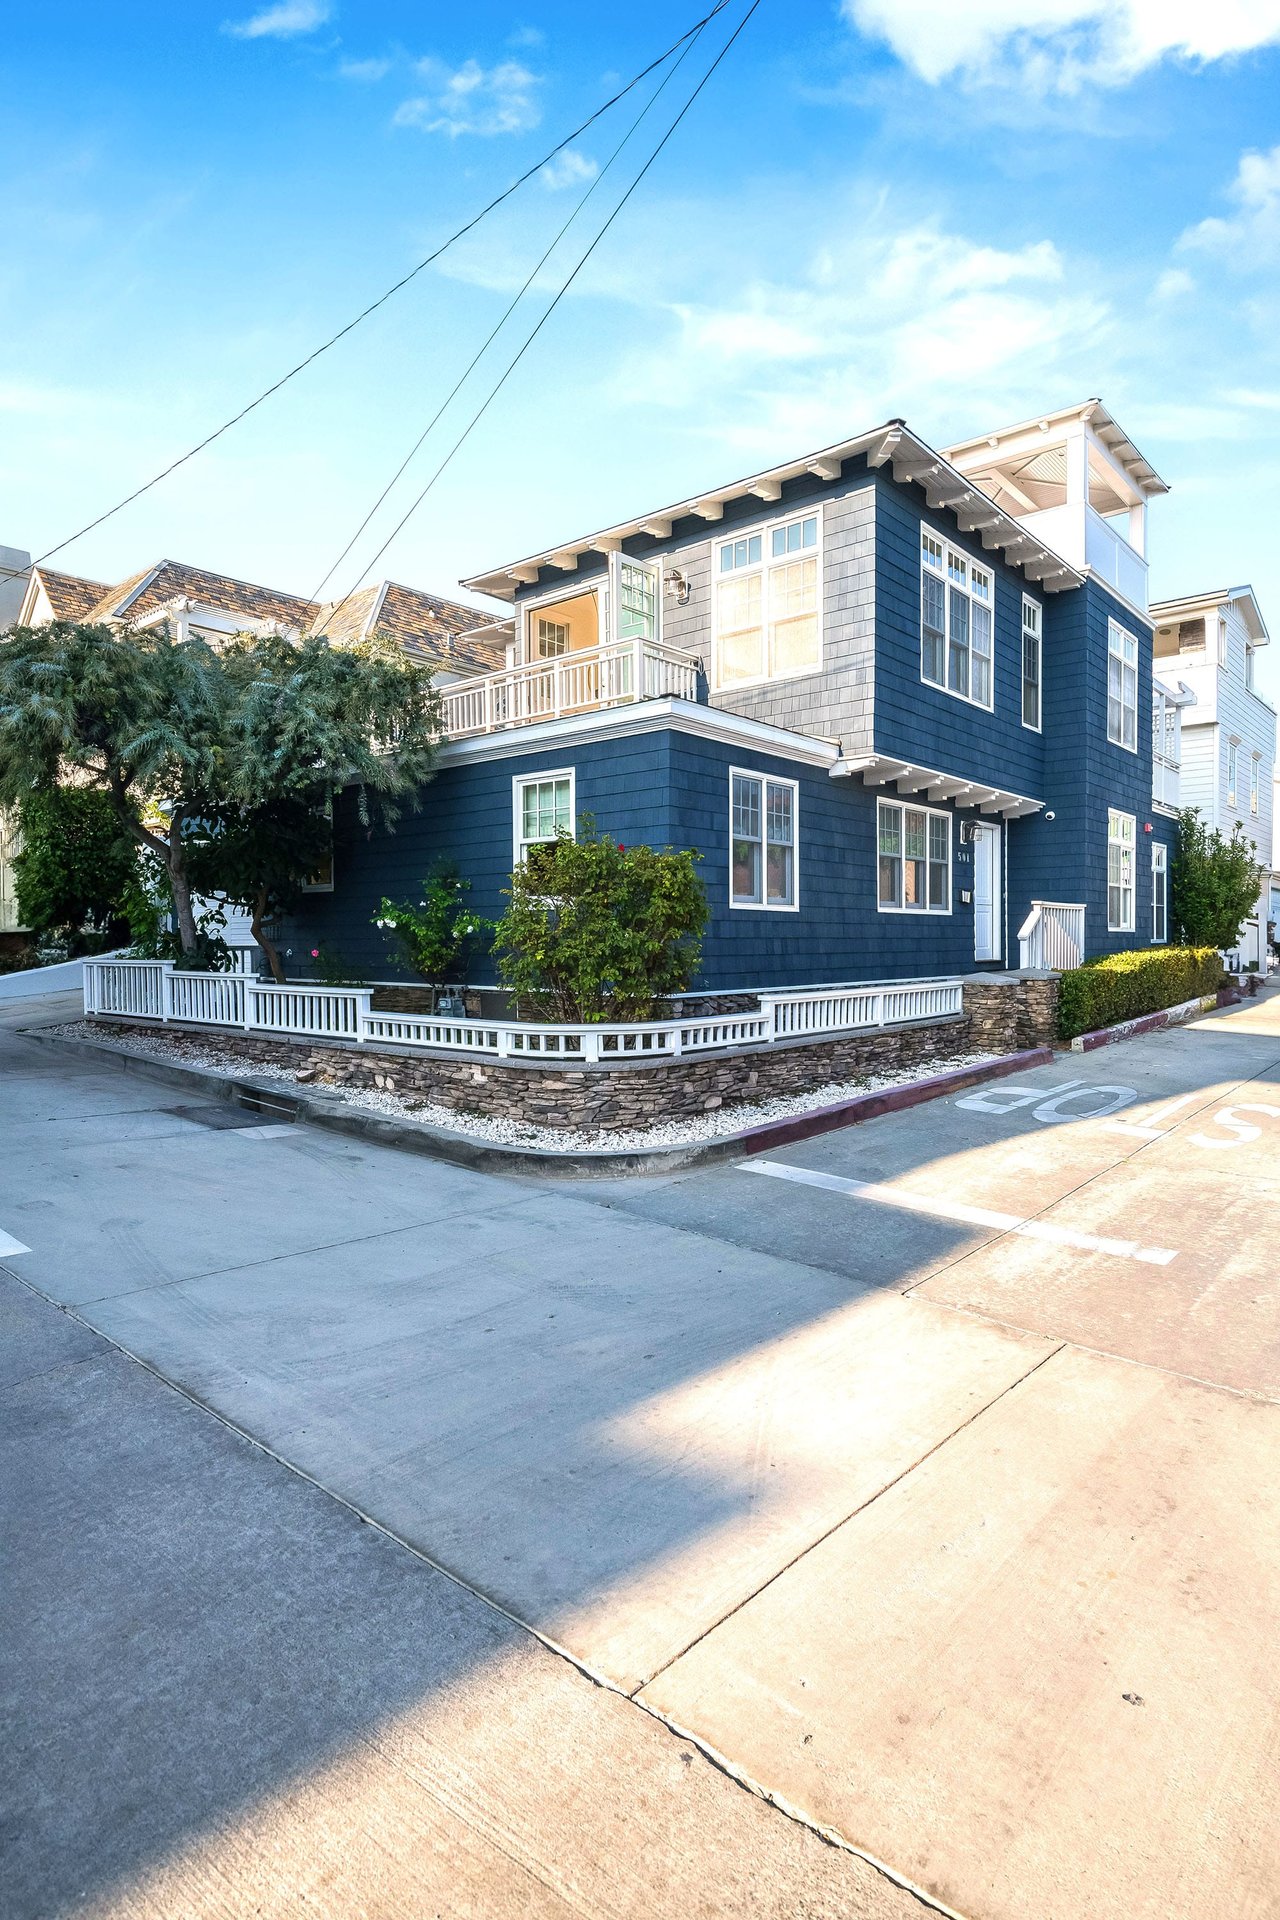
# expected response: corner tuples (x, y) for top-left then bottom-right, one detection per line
(13, 787), (139, 951)
(376, 864), (493, 983)
(183, 797), (334, 983)
(1056, 946), (1221, 1040)
(0, 621), (443, 963)
(305, 942), (363, 987)
(493, 820), (709, 1022)
(1171, 808), (1263, 951)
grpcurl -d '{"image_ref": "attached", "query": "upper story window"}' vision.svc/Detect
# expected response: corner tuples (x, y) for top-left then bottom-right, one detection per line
(1107, 808), (1135, 931)
(1152, 842), (1168, 945)
(730, 769), (797, 910)
(877, 799), (951, 914)
(714, 513), (820, 688)
(537, 617), (569, 659)
(921, 530), (993, 710)
(1021, 596), (1042, 731)
(1106, 620), (1138, 751)
(514, 769), (575, 867)
(618, 559), (658, 642)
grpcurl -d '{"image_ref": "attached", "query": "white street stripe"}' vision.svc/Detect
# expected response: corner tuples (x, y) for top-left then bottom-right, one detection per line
(0, 1228), (32, 1256)
(740, 1160), (1178, 1267)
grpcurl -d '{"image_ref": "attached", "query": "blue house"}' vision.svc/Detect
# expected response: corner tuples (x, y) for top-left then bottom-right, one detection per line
(288, 400), (1189, 993)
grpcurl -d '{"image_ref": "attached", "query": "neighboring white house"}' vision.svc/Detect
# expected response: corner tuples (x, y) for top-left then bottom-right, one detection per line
(1150, 585), (1275, 968)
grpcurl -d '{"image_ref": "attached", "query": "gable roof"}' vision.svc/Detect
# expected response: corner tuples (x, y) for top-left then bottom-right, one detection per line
(309, 579), (508, 671)
(461, 417), (1088, 602)
(93, 560), (316, 631)
(23, 567), (108, 622)
(1149, 585), (1269, 646)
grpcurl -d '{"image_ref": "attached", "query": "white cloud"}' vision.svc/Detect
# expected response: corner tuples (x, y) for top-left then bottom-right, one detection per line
(540, 148), (598, 190)
(1153, 267), (1195, 299)
(1178, 143), (1280, 262)
(338, 56), (391, 82)
(393, 58), (541, 137)
(223, 0), (332, 41)
(843, 0), (1280, 89)
(508, 25), (545, 49)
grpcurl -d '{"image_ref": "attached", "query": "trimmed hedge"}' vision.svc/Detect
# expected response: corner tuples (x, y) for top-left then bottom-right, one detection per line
(1057, 946), (1221, 1041)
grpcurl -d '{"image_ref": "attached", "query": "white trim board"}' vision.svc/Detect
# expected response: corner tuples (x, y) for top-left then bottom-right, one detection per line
(435, 696), (842, 770)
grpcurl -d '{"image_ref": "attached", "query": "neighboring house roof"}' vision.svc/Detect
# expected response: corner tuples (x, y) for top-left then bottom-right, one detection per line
(461, 416), (1089, 602)
(93, 560), (316, 631)
(1149, 585), (1270, 646)
(309, 579), (508, 673)
(26, 567), (108, 621)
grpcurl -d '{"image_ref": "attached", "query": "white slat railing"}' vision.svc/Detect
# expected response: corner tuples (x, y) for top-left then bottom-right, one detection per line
(440, 635), (699, 740)
(1018, 903), (1085, 970)
(82, 962), (965, 1059)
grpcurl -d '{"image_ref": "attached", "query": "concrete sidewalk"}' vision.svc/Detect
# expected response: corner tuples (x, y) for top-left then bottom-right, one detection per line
(5, 990), (1280, 1917)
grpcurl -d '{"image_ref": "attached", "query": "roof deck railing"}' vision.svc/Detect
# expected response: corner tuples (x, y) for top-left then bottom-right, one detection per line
(439, 634), (699, 739)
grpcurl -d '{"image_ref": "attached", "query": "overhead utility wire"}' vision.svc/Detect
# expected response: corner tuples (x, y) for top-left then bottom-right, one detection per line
(315, 0), (762, 636)
(31, 0), (737, 570)
(309, 24), (710, 604)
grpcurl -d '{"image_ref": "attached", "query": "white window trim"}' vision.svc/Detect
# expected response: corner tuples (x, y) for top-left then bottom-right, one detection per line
(919, 523), (996, 714)
(1107, 808), (1136, 933)
(518, 581), (605, 665)
(1021, 593), (1042, 733)
(728, 765), (800, 913)
(1251, 752), (1261, 817)
(711, 505), (824, 692)
(1151, 841), (1168, 945)
(1106, 618), (1139, 754)
(512, 767), (576, 868)
(876, 797), (953, 916)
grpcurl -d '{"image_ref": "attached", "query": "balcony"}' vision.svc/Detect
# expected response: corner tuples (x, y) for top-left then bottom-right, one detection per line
(439, 636), (700, 740)
(1152, 677), (1187, 813)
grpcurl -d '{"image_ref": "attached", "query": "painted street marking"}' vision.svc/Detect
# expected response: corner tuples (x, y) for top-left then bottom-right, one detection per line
(740, 1159), (1178, 1266)
(1189, 1103), (1280, 1150)
(231, 1123), (297, 1139)
(954, 1078), (1138, 1125)
(1097, 1093), (1201, 1140)
(0, 1228), (32, 1256)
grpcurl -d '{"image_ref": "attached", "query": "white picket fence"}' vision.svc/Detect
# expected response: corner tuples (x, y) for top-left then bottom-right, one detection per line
(83, 959), (964, 1060)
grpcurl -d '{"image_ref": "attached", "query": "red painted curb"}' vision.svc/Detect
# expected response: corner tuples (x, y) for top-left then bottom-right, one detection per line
(732, 1045), (1055, 1157)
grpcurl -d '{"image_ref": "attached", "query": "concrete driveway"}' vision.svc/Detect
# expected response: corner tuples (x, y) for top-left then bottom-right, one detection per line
(5, 989), (1280, 1917)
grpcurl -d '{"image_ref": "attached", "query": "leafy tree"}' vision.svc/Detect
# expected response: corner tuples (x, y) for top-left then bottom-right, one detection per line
(183, 798), (334, 984)
(0, 622), (228, 956)
(493, 820), (708, 1021)
(0, 622), (443, 970)
(14, 787), (140, 951)
(376, 863), (493, 988)
(1171, 808), (1263, 952)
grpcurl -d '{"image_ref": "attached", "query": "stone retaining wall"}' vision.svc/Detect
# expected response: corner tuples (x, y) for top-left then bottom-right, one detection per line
(94, 971), (1059, 1133)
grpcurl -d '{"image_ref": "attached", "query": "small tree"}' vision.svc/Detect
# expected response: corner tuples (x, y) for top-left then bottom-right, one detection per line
(493, 821), (708, 1021)
(183, 798), (334, 984)
(1171, 808), (1263, 952)
(376, 864), (493, 990)
(14, 787), (141, 952)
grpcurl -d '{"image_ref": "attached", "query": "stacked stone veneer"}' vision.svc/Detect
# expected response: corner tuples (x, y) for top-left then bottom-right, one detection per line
(95, 972), (1058, 1133)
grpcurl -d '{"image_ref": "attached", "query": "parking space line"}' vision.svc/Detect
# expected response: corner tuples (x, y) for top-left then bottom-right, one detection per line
(0, 1227), (32, 1256)
(740, 1160), (1178, 1267)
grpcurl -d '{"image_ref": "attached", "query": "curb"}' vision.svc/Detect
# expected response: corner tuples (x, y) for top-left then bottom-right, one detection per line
(1069, 992), (1220, 1052)
(23, 1025), (1054, 1180)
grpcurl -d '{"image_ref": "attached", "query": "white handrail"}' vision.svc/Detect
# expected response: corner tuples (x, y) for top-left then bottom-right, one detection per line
(82, 961), (966, 1059)
(440, 635), (699, 739)
(1019, 902), (1085, 970)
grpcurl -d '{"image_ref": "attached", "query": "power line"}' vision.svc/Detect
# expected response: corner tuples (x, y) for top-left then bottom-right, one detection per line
(31, 0), (737, 570)
(309, 18), (711, 606)
(315, 0), (761, 637)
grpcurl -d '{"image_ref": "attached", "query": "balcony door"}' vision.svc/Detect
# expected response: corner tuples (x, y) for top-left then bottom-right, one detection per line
(972, 822), (1002, 963)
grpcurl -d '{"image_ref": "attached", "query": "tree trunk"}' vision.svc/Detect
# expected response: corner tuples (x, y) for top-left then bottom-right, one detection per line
(167, 813), (199, 956)
(250, 890), (285, 985)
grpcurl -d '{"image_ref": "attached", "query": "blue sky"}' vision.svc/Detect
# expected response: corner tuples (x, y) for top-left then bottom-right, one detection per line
(3, 1), (1280, 692)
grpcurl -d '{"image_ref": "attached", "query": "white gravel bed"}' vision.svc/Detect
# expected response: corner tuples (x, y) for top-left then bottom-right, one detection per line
(51, 1020), (1000, 1154)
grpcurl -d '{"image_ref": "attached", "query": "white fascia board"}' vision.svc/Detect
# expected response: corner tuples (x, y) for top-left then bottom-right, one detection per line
(436, 697), (841, 770)
(110, 562), (166, 619)
(835, 752), (1043, 815)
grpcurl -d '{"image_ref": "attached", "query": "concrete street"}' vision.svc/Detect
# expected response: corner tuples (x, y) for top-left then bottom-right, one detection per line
(4, 987), (1280, 1918)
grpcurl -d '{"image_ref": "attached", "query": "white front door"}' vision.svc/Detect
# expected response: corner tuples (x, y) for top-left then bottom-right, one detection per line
(973, 823), (1002, 963)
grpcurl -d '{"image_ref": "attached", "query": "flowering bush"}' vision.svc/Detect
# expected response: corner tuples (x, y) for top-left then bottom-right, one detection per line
(376, 865), (493, 983)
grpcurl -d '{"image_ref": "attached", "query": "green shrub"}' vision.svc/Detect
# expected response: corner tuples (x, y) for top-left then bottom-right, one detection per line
(494, 819), (708, 1021)
(375, 864), (493, 984)
(14, 787), (141, 952)
(1056, 946), (1221, 1040)
(1171, 808), (1263, 949)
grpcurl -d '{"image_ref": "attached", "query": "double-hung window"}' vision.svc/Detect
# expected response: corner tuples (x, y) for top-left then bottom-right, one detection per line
(1107, 621), (1138, 750)
(920, 530), (993, 709)
(730, 770), (797, 909)
(877, 799), (950, 913)
(715, 513), (820, 687)
(1021, 596), (1042, 730)
(1151, 842), (1168, 945)
(514, 770), (574, 867)
(1107, 809), (1135, 931)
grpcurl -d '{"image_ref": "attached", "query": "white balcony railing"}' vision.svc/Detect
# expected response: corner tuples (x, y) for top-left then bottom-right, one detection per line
(1152, 681), (1182, 811)
(440, 635), (699, 739)
(83, 960), (965, 1061)
(1018, 903), (1085, 971)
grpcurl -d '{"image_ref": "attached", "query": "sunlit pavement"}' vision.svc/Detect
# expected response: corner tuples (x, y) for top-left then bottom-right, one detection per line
(5, 987), (1280, 1918)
